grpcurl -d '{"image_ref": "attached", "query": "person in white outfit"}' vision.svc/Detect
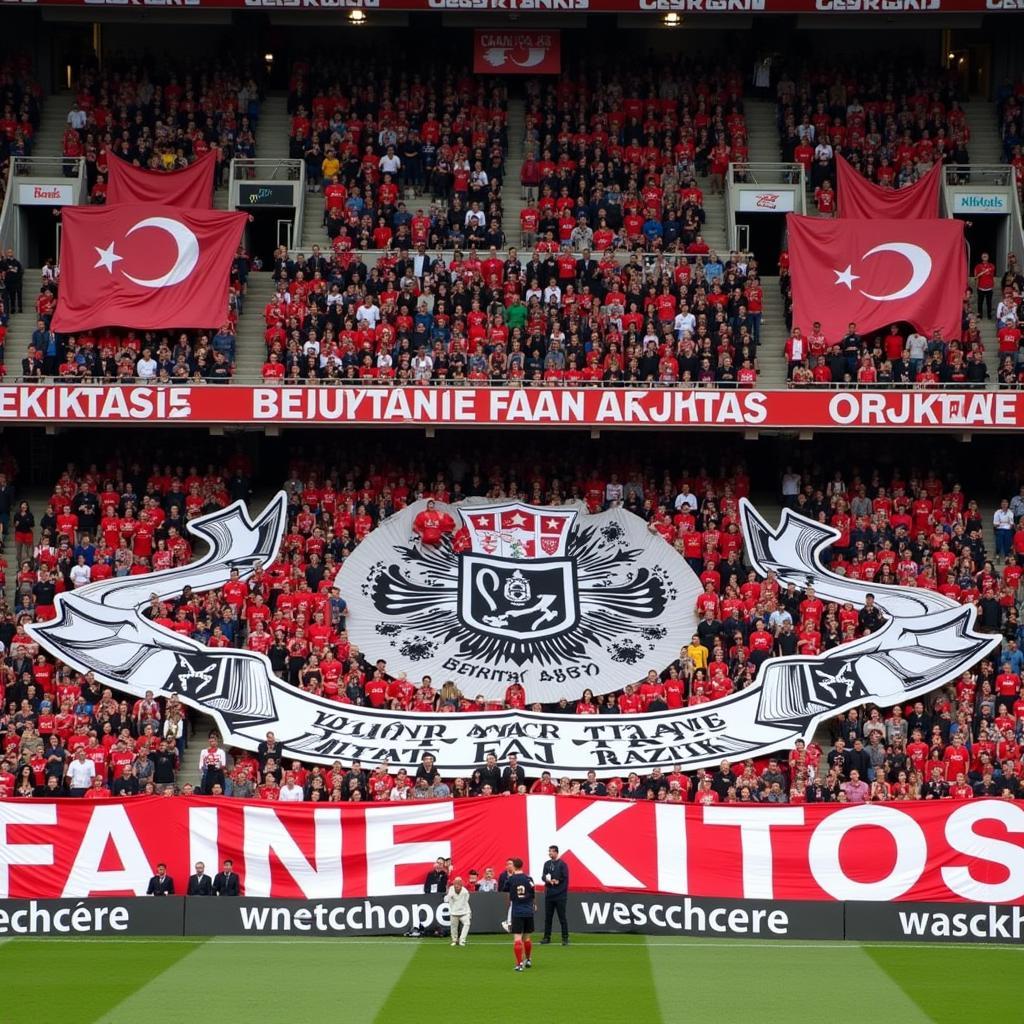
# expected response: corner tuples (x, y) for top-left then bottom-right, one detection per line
(446, 877), (472, 946)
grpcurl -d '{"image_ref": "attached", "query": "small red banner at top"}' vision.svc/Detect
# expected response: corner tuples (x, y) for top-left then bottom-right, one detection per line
(473, 30), (561, 75)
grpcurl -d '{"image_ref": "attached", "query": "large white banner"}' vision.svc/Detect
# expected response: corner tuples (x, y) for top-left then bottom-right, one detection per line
(336, 500), (701, 703)
(28, 496), (998, 777)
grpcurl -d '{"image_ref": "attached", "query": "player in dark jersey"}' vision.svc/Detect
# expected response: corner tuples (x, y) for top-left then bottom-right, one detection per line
(506, 857), (535, 972)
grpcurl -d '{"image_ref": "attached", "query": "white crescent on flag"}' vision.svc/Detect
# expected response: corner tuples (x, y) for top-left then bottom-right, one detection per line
(122, 216), (201, 289)
(858, 242), (932, 302)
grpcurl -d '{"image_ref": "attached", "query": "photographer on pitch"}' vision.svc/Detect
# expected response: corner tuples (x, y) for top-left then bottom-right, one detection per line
(540, 845), (570, 945)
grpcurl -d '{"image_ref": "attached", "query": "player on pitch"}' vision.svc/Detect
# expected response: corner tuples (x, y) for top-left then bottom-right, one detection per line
(506, 857), (535, 972)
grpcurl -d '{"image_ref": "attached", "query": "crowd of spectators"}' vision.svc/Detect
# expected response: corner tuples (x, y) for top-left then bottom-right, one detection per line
(1, 442), (1022, 805)
(996, 78), (1024, 194)
(62, 56), (262, 199)
(290, 58), (508, 251)
(775, 57), (970, 209)
(517, 60), (744, 254)
(258, 244), (763, 386)
(0, 55), (42, 209)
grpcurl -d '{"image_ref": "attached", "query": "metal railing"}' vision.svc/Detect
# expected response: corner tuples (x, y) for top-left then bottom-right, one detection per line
(276, 246), (756, 268)
(728, 162), (806, 188)
(10, 155), (84, 179)
(943, 164), (1015, 188)
(0, 159), (13, 258)
(0, 157), (86, 263)
(229, 158), (303, 183)
(5, 375), (1007, 391)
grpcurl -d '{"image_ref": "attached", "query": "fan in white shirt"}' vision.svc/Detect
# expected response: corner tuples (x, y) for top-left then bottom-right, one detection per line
(278, 773), (305, 802)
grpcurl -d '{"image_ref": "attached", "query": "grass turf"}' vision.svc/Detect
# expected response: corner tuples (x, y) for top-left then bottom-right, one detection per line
(1, 935), (1021, 1024)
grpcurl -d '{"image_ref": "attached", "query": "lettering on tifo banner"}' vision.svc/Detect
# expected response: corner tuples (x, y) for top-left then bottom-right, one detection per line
(28, 497), (999, 775)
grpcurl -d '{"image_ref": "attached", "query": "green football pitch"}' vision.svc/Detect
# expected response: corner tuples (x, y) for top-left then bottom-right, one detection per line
(1, 934), (1020, 1024)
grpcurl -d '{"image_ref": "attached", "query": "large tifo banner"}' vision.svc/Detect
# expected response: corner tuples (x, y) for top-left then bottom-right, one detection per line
(29, 498), (995, 776)
(0, 386), (1018, 429)
(1, 796), (1023, 906)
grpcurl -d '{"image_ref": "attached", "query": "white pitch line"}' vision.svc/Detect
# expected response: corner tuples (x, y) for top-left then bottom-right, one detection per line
(3, 937), (1023, 951)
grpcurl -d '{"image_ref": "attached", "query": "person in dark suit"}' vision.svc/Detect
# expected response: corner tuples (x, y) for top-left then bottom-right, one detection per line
(576, 250), (600, 289)
(146, 864), (175, 896)
(501, 754), (526, 794)
(187, 862), (213, 896)
(540, 845), (570, 945)
(213, 859), (240, 896)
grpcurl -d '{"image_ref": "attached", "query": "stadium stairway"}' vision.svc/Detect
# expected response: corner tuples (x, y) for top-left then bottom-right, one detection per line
(699, 188), (728, 257)
(756, 275), (789, 389)
(503, 95), (527, 248)
(255, 93), (291, 162)
(743, 98), (779, 164)
(4, 484), (53, 609)
(7, 269), (44, 356)
(33, 90), (73, 158)
(962, 100), (1003, 165)
(234, 272), (278, 381)
(300, 186), (330, 254)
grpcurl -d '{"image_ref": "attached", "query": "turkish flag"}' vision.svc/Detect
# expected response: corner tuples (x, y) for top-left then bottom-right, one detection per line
(836, 158), (941, 219)
(105, 151), (216, 209)
(787, 214), (965, 343)
(473, 31), (561, 75)
(52, 205), (248, 332)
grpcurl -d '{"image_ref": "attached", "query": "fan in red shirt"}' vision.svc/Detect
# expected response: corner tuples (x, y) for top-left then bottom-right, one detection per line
(637, 670), (665, 710)
(973, 252), (996, 318)
(413, 500), (454, 546)
(942, 737), (970, 781)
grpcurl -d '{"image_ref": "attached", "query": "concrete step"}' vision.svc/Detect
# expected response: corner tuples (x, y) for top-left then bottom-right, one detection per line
(33, 91), (74, 158)
(235, 273), (280, 377)
(962, 102), (1004, 163)
(752, 275), (789, 388)
(6, 267), (45, 364)
(744, 99), (781, 165)
(255, 94), (291, 161)
(504, 96), (527, 245)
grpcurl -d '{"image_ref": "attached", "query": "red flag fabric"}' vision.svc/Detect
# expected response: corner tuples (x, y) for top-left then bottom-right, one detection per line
(52, 204), (247, 332)
(473, 30), (561, 75)
(787, 214), (965, 343)
(105, 151), (216, 209)
(836, 158), (942, 219)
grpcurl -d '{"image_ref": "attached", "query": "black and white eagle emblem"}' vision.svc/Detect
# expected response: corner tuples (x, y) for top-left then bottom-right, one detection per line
(337, 500), (700, 703)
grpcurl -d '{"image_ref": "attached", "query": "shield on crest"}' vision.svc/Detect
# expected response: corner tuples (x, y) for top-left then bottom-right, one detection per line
(459, 554), (578, 639)
(458, 503), (579, 640)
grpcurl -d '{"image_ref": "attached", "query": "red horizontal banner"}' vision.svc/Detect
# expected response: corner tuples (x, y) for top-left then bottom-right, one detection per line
(0, 385), (1018, 430)
(0, 0), (1012, 9)
(2, 796), (1022, 902)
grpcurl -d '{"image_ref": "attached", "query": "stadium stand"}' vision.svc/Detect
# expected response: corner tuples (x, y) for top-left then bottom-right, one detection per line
(1, 441), (1019, 805)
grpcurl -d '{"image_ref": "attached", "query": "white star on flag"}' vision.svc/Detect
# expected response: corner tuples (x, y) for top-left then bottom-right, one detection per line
(833, 265), (859, 290)
(94, 241), (123, 274)
(544, 519), (561, 530)
(508, 512), (527, 526)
